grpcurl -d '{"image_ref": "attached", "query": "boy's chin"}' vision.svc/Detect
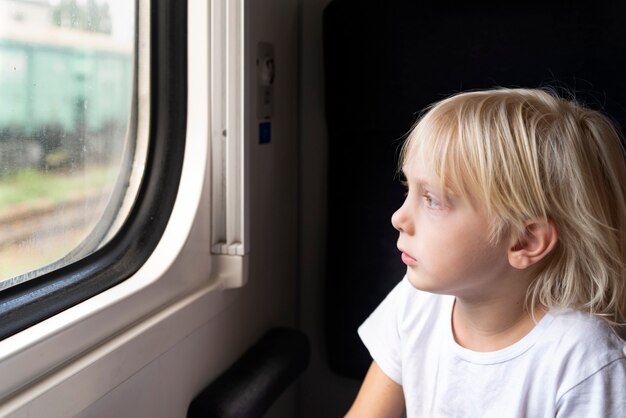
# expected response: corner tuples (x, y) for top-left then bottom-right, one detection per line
(406, 271), (433, 292)
(406, 270), (449, 296)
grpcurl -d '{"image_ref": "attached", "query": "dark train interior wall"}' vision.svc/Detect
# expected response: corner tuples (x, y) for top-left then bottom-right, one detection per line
(299, 1), (364, 417)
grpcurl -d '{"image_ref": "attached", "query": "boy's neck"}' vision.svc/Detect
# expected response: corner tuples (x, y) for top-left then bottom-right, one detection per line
(451, 294), (546, 352)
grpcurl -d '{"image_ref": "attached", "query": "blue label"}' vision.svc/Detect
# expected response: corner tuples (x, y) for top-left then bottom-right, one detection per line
(259, 122), (271, 144)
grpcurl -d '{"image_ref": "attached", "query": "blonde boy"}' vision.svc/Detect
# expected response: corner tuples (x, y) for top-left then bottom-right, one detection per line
(348, 89), (626, 417)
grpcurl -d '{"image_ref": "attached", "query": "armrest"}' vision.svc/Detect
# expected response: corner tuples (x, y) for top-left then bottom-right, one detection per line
(187, 327), (310, 418)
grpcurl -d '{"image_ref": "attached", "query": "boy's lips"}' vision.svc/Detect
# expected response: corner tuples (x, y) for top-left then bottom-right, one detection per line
(398, 248), (417, 266)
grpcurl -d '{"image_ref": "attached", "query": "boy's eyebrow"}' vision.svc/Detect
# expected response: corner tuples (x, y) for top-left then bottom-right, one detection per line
(400, 171), (433, 188)
(415, 178), (436, 189)
(400, 165), (447, 192)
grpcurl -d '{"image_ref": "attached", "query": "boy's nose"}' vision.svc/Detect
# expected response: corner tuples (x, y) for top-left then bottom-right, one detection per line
(391, 204), (413, 235)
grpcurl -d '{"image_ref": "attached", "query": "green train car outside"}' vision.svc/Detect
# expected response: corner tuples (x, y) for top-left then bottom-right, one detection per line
(0, 25), (132, 148)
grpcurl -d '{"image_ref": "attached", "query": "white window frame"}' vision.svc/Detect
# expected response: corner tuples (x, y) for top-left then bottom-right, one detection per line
(0, 1), (248, 415)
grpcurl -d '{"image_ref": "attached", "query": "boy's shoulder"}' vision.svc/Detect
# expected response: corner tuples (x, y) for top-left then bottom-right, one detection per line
(545, 308), (625, 350)
(538, 308), (626, 381)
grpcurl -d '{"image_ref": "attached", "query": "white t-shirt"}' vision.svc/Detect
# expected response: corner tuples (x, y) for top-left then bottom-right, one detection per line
(358, 276), (626, 418)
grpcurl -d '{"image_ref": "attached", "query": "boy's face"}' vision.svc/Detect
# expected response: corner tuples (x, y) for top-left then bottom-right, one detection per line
(392, 157), (515, 300)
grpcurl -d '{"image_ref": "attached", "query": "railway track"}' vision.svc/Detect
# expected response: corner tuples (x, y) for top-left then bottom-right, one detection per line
(0, 191), (107, 249)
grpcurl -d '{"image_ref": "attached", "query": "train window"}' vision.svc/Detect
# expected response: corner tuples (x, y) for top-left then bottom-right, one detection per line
(0, 0), (140, 290)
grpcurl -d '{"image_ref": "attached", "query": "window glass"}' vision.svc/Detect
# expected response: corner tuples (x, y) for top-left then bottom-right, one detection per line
(0, 0), (139, 289)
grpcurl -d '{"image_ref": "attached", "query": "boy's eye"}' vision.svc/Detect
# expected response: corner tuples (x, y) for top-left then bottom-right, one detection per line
(423, 193), (442, 209)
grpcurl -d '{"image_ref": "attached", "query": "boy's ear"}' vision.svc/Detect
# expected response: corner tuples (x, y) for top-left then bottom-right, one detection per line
(508, 220), (558, 270)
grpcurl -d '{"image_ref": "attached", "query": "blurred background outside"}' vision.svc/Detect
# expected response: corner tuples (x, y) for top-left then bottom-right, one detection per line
(0, 0), (135, 288)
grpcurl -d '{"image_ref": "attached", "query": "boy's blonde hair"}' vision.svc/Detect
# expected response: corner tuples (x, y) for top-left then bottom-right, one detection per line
(401, 88), (626, 325)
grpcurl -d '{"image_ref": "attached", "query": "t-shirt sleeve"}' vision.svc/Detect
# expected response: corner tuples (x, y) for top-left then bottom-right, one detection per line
(556, 358), (626, 417)
(357, 277), (410, 385)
